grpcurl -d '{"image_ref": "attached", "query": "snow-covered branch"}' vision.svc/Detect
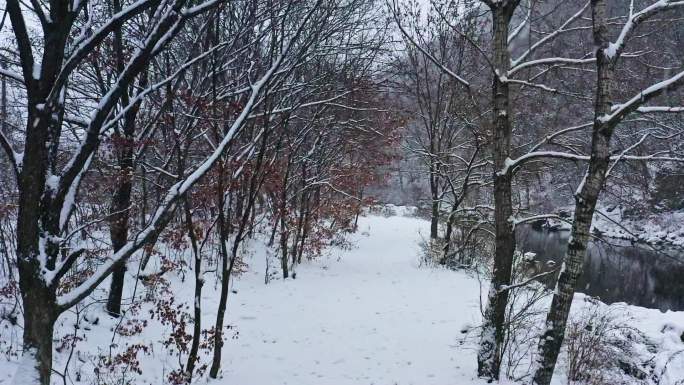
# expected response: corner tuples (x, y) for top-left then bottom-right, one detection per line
(616, 105), (684, 114)
(0, 67), (24, 83)
(509, 2), (590, 69)
(56, 2), (318, 310)
(497, 269), (558, 294)
(501, 149), (684, 175)
(390, 3), (471, 88)
(0, 127), (21, 177)
(509, 56), (594, 77)
(48, 0), (163, 103)
(599, 70), (684, 125)
(604, 0), (684, 60)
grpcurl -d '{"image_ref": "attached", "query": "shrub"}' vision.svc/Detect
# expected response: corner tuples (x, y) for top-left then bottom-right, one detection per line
(564, 298), (649, 385)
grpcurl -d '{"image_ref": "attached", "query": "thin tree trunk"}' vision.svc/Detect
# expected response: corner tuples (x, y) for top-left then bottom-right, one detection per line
(532, 2), (615, 383)
(429, 168), (439, 239)
(268, 211), (279, 246)
(105, 0), (140, 316)
(1, 61), (6, 137)
(292, 166), (307, 266)
(210, 138), (270, 377)
(106, 156), (133, 316)
(297, 202), (310, 264)
(353, 188), (363, 231)
(440, 206), (457, 264)
(184, 197), (203, 378)
(209, 186), (231, 378)
(477, 2), (518, 380)
(279, 163), (291, 279)
(280, 213), (289, 279)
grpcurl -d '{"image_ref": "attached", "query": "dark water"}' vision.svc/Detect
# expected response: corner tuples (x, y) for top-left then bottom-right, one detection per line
(517, 227), (684, 312)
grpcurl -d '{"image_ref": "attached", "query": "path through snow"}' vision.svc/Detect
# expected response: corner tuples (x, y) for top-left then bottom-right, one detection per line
(220, 214), (484, 385)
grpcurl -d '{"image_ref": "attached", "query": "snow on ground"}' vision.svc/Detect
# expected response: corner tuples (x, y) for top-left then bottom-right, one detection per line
(629, 306), (684, 385)
(220, 214), (484, 385)
(1, 211), (684, 384)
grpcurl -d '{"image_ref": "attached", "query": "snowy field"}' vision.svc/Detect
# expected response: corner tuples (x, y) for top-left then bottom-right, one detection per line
(2, 212), (683, 384)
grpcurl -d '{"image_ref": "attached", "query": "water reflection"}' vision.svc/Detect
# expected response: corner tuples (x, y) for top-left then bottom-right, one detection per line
(517, 227), (684, 312)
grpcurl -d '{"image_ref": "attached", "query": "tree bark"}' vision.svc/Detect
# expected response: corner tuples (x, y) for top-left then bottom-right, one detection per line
(106, 261), (127, 316)
(477, 1), (518, 381)
(18, 275), (57, 385)
(297, 203), (310, 264)
(105, 0), (139, 317)
(106, 145), (134, 316)
(209, 188), (231, 378)
(279, 163), (291, 279)
(429, 168), (440, 240)
(184, 197), (203, 378)
(531, 2), (615, 384)
(440, 206), (456, 264)
(280, 215), (289, 279)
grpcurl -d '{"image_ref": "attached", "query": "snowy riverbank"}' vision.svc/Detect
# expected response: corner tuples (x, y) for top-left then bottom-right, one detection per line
(529, 206), (684, 249)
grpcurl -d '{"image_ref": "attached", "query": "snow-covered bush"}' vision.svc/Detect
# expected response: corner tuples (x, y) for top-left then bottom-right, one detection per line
(564, 299), (649, 385)
(500, 251), (551, 380)
(418, 237), (445, 267)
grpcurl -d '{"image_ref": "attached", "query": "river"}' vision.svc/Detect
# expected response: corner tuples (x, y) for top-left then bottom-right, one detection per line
(518, 227), (684, 312)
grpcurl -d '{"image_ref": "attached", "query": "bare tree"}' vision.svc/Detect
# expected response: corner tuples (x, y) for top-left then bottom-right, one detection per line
(0, 0), (343, 382)
(531, 2), (684, 384)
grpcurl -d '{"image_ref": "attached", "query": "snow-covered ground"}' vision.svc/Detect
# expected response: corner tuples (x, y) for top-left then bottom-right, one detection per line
(219, 214), (485, 385)
(1, 212), (683, 384)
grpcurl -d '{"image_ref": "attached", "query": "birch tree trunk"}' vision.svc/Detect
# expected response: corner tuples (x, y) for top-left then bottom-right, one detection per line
(532, 2), (615, 383)
(477, 1), (518, 380)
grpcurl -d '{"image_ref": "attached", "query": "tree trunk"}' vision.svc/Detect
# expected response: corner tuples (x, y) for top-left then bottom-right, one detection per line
(353, 188), (363, 231)
(279, 173), (290, 278)
(184, 197), (203, 378)
(477, 2), (517, 381)
(209, 109), (271, 377)
(532, 2), (615, 384)
(440, 205), (457, 264)
(106, 170), (131, 316)
(15, 103), (57, 385)
(106, 0), (139, 315)
(429, 178), (440, 240)
(268, 212), (279, 246)
(280, 219), (289, 279)
(209, 184), (231, 379)
(17, 269), (58, 385)
(106, 262), (127, 316)
(105, 133), (137, 317)
(297, 205), (310, 264)
(209, 221), (229, 378)
(292, 165), (308, 267)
